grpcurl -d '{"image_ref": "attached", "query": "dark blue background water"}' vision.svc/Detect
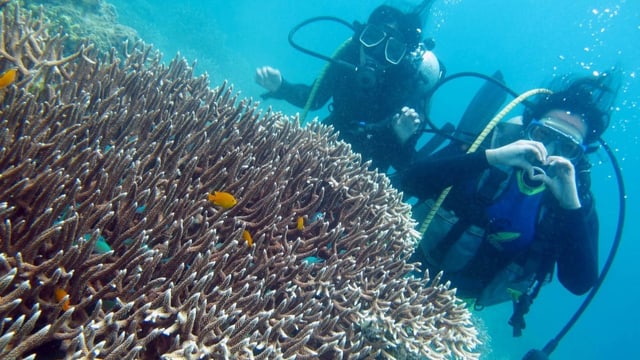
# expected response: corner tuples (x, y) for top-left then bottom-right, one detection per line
(110, 1), (639, 358)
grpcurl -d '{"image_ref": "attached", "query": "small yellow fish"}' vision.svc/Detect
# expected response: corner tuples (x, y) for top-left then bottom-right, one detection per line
(297, 216), (304, 230)
(207, 191), (237, 209)
(0, 68), (17, 89)
(54, 288), (71, 311)
(242, 230), (253, 247)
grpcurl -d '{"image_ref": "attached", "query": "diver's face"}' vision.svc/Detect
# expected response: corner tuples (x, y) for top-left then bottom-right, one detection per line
(544, 110), (588, 139)
(526, 109), (588, 161)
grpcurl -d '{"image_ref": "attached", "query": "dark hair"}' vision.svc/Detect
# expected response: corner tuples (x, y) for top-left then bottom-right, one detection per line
(367, 5), (422, 49)
(523, 70), (620, 144)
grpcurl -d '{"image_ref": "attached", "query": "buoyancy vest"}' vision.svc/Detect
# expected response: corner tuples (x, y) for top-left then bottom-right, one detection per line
(484, 169), (546, 255)
(416, 167), (549, 306)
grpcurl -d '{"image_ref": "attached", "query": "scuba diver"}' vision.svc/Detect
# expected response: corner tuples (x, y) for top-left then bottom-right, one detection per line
(255, 2), (442, 172)
(399, 71), (621, 338)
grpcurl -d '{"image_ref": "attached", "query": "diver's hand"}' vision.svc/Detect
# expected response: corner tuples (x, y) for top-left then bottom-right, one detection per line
(255, 66), (282, 92)
(486, 139), (547, 170)
(392, 106), (421, 144)
(528, 155), (581, 209)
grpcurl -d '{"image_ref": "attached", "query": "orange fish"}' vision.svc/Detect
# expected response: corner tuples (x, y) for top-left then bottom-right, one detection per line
(54, 288), (70, 311)
(242, 230), (253, 247)
(207, 191), (237, 209)
(0, 68), (17, 89)
(297, 216), (304, 230)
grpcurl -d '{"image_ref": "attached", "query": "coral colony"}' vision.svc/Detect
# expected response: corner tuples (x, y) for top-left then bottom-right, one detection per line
(0, 2), (479, 359)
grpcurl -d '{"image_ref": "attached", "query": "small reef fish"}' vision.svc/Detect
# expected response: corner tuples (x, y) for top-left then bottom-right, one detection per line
(297, 216), (304, 230)
(310, 212), (324, 222)
(54, 288), (71, 311)
(207, 191), (237, 209)
(242, 230), (253, 247)
(94, 239), (112, 254)
(0, 68), (17, 88)
(91, 234), (112, 254)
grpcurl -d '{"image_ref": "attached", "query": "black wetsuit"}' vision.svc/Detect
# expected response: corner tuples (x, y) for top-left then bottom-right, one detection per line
(401, 144), (599, 297)
(263, 40), (428, 172)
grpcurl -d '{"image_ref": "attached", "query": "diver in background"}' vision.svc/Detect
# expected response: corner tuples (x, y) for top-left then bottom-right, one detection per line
(400, 71), (619, 336)
(255, 3), (442, 172)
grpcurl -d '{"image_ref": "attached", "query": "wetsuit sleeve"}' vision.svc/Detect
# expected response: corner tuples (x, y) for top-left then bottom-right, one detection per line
(260, 64), (338, 110)
(394, 133), (421, 170)
(400, 149), (491, 199)
(358, 118), (421, 171)
(261, 79), (313, 108)
(553, 193), (599, 295)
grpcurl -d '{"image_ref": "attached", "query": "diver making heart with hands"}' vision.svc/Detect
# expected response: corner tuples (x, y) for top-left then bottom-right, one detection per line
(486, 138), (582, 210)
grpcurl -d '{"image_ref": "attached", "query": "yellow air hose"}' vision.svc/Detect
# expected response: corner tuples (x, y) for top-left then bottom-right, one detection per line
(416, 87), (553, 244)
(299, 38), (353, 124)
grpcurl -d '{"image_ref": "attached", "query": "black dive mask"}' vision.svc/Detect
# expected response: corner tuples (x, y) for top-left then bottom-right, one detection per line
(359, 24), (408, 65)
(355, 24), (408, 90)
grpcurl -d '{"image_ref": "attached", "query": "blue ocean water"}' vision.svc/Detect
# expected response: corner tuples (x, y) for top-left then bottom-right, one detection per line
(109, 1), (639, 359)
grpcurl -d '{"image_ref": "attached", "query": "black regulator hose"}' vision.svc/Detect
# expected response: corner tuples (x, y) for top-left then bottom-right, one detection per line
(522, 137), (626, 359)
(422, 71), (522, 142)
(288, 16), (358, 72)
(430, 71), (521, 99)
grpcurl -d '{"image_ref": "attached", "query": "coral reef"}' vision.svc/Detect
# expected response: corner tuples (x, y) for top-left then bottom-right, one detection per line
(22, 0), (138, 56)
(0, 3), (480, 359)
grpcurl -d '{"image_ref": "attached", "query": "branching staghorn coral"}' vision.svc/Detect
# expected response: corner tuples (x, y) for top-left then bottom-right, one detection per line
(22, 0), (138, 57)
(0, 3), (480, 359)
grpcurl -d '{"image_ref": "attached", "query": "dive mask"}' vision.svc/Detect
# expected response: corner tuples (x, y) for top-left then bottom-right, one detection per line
(359, 24), (407, 65)
(526, 117), (587, 160)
